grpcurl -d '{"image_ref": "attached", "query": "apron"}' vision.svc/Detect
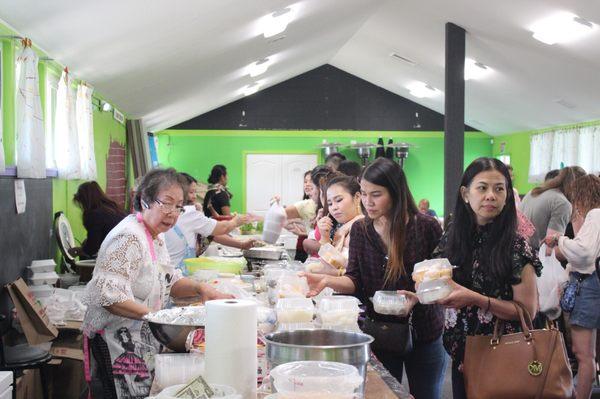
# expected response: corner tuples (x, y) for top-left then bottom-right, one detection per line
(84, 213), (176, 399)
(173, 225), (196, 276)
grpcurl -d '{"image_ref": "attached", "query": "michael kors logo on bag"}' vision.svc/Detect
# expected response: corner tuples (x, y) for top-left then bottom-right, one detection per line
(504, 340), (521, 345)
(528, 360), (543, 376)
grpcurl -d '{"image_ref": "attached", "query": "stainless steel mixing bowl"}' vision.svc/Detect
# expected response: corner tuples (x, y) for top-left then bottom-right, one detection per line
(264, 329), (374, 393)
(146, 320), (203, 352)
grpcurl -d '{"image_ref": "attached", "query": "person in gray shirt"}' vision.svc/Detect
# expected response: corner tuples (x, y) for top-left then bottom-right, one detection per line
(519, 166), (586, 251)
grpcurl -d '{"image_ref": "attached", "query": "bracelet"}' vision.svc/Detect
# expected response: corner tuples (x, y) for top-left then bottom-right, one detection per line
(485, 296), (491, 313)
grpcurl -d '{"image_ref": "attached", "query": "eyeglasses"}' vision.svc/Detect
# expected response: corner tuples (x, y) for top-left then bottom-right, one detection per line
(154, 199), (185, 215)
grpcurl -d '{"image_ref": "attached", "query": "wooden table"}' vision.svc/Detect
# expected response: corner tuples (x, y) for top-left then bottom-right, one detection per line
(365, 357), (411, 399)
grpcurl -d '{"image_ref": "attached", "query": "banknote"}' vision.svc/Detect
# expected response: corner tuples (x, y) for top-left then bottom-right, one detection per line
(175, 374), (215, 398)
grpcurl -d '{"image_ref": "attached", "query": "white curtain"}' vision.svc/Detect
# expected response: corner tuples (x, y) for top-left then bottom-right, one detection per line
(76, 84), (97, 180)
(15, 46), (46, 178)
(45, 73), (59, 169)
(528, 132), (554, 182)
(528, 125), (600, 182)
(54, 70), (81, 179)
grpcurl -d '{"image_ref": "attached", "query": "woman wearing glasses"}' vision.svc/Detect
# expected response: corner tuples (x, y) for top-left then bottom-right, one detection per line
(82, 168), (232, 399)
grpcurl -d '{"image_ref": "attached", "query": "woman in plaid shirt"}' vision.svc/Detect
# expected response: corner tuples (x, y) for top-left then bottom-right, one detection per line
(305, 158), (447, 399)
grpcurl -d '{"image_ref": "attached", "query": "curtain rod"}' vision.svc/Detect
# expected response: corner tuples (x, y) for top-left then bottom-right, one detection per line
(531, 120), (600, 135)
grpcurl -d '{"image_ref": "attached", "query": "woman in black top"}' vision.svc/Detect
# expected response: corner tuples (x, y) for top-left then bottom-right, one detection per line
(434, 158), (541, 399)
(202, 165), (233, 217)
(72, 181), (127, 258)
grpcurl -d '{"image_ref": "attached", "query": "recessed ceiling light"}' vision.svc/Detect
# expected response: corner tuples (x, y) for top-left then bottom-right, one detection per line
(531, 12), (594, 45)
(406, 81), (441, 98)
(248, 58), (272, 77)
(243, 83), (261, 97)
(465, 58), (492, 80)
(261, 7), (294, 38)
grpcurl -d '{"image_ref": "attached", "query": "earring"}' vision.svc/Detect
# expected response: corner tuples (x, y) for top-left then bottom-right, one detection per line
(465, 200), (469, 204)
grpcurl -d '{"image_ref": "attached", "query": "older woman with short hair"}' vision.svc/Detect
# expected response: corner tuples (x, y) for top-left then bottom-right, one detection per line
(83, 168), (231, 399)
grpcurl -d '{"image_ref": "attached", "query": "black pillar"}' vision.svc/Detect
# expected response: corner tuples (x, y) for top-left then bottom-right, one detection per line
(444, 22), (465, 223)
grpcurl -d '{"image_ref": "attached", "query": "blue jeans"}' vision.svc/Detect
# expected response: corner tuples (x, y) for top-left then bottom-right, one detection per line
(451, 361), (467, 399)
(373, 336), (448, 399)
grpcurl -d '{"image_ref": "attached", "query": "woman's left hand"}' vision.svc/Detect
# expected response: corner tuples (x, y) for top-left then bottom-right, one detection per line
(436, 280), (479, 309)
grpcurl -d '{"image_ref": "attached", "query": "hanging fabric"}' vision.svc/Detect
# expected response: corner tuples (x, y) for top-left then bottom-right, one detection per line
(15, 38), (46, 178)
(76, 84), (97, 180)
(55, 68), (81, 179)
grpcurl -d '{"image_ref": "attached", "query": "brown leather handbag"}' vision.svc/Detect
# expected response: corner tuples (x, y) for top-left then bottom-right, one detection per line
(463, 302), (574, 399)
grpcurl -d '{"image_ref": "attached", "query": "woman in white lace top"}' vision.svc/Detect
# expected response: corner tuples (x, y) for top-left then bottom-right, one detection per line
(82, 168), (231, 399)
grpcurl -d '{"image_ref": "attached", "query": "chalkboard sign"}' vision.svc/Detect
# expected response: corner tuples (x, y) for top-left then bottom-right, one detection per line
(0, 176), (53, 318)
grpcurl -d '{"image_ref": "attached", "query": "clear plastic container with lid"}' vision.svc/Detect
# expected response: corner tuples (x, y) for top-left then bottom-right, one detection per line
(411, 258), (453, 284)
(270, 361), (363, 398)
(372, 291), (409, 316)
(316, 296), (360, 328)
(416, 279), (452, 305)
(276, 298), (315, 324)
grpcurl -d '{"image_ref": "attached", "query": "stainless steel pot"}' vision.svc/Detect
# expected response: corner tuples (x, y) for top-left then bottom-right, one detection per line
(264, 329), (374, 393)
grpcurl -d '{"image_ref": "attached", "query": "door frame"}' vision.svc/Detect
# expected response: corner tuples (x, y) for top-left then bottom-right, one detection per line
(242, 150), (322, 213)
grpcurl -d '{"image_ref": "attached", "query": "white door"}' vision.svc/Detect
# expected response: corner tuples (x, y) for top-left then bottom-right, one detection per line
(246, 153), (318, 215)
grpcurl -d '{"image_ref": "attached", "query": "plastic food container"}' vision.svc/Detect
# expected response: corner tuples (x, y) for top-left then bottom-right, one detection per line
(317, 244), (347, 270)
(28, 285), (54, 299)
(372, 291), (409, 316)
(411, 258), (453, 284)
(317, 296), (360, 328)
(275, 274), (309, 299)
(276, 298), (315, 324)
(156, 383), (238, 398)
(29, 259), (57, 273)
(29, 271), (59, 286)
(270, 361), (363, 398)
(416, 279), (452, 304)
(154, 353), (205, 389)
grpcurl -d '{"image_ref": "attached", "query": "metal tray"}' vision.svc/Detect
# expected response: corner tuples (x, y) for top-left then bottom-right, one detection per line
(243, 246), (285, 260)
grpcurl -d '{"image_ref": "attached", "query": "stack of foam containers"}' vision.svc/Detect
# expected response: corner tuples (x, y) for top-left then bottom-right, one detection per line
(27, 259), (59, 297)
(0, 372), (13, 399)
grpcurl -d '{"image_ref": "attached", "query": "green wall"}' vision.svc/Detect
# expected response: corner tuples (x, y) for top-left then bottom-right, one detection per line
(492, 119), (600, 196)
(1, 28), (128, 247)
(156, 130), (493, 216)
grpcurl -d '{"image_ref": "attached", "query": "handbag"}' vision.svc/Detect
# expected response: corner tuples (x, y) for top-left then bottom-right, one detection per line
(362, 317), (413, 356)
(560, 274), (587, 313)
(463, 302), (573, 399)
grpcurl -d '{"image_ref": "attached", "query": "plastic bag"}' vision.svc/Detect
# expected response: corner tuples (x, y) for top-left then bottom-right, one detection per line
(537, 244), (568, 320)
(262, 200), (287, 244)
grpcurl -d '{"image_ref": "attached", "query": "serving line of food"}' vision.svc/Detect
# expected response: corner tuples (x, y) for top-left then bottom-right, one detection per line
(137, 234), (455, 399)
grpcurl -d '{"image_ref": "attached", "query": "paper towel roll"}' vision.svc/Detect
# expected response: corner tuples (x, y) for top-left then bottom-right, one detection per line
(205, 299), (257, 399)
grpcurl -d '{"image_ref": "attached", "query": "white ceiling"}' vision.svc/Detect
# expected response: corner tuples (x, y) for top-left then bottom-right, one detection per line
(0, 0), (599, 135)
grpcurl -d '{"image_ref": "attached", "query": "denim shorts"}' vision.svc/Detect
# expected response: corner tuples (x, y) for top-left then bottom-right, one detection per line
(569, 271), (600, 329)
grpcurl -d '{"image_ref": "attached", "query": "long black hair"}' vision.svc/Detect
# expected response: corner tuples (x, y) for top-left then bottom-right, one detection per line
(361, 158), (419, 283)
(73, 181), (123, 219)
(444, 157), (516, 283)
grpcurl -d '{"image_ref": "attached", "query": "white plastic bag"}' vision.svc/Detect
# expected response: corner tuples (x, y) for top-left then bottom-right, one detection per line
(262, 200), (287, 244)
(537, 244), (568, 320)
